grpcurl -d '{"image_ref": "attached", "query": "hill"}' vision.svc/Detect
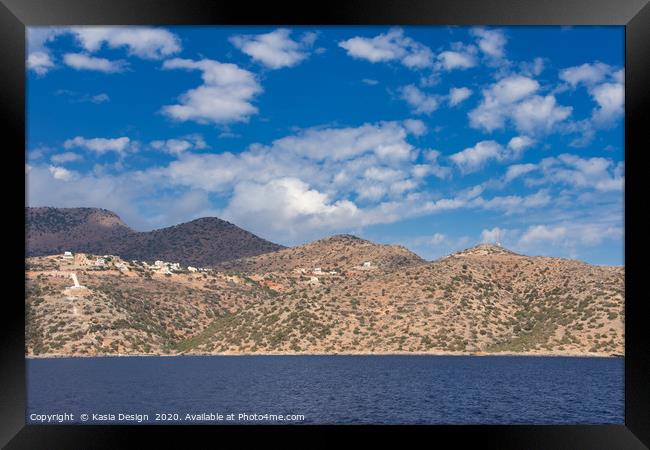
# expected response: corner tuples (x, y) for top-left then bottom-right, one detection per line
(25, 243), (624, 357)
(26, 207), (284, 266)
(216, 234), (426, 273)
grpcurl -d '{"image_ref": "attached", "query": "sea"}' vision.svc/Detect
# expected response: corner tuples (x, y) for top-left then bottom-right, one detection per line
(26, 355), (624, 425)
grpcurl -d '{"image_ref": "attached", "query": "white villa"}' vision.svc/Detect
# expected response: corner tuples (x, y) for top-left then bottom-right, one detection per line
(94, 258), (106, 266)
(362, 261), (372, 268)
(63, 251), (73, 259)
(313, 267), (323, 275)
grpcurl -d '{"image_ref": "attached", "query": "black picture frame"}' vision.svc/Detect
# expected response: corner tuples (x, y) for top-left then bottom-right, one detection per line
(2, 0), (648, 448)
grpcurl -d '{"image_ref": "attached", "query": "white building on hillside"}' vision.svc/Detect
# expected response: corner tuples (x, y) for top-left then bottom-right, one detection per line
(362, 261), (372, 268)
(63, 251), (73, 259)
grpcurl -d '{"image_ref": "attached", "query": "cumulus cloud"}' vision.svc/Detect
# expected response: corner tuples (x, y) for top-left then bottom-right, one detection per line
(590, 81), (624, 126)
(50, 152), (83, 164)
(450, 137), (533, 174)
(150, 135), (208, 155)
(27, 51), (55, 75)
(471, 28), (507, 59)
(448, 87), (472, 106)
(450, 141), (503, 173)
(437, 49), (476, 70)
(222, 177), (360, 241)
(469, 75), (571, 134)
(27, 26), (181, 76)
(504, 163), (537, 183)
(481, 227), (507, 243)
(229, 28), (315, 69)
(161, 58), (262, 125)
(507, 135), (534, 153)
(48, 165), (75, 181)
(159, 121), (427, 199)
(559, 62), (612, 87)
(63, 53), (127, 73)
(558, 62), (623, 141)
(64, 136), (134, 155)
(338, 28), (434, 69)
(530, 154), (624, 192)
(399, 85), (439, 114)
(518, 222), (621, 247)
(70, 26), (181, 59)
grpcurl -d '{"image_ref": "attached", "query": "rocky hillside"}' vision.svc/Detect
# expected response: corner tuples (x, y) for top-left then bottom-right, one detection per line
(26, 207), (284, 266)
(25, 242), (624, 357)
(216, 234), (425, 273)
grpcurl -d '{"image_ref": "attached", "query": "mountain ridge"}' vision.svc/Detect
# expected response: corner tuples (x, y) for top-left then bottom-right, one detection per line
(26, 206), (284, 266)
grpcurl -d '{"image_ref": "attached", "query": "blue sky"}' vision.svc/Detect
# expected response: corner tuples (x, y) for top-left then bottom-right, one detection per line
(26, 26), (624, 264)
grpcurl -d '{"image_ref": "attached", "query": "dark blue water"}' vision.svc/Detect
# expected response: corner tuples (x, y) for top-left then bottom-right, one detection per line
(26, 355), (623, 425)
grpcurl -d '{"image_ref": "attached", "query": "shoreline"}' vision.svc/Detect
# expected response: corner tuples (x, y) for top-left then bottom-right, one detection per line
(26, 351), (624, 359)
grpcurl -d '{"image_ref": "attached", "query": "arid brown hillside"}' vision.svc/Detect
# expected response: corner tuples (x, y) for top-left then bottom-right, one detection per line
(216, 234), (426, 273)
(26, 207), (284, 266)
(25, 242), (624, 357)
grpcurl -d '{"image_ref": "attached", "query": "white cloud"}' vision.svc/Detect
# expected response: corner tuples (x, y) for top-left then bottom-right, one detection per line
(28, 26), (181, 76)
(48, 165), (75, 181)
(64, 136), (134, 155)
(476, 189), (551, 214)
(520, 57), (545, 77)
(531, 154), (624, 192)
(50, 152), (82, 164)
(450, 141), (503, 173)
(450, 138), (531, 174)
(590, 82), (624, 126)
(511, 95), (572, 134)
(70, 26), (181, 59)
(504, 163), (537, 183)
(161, 58), (262, 125)
(506, 135), (535, 155)
(338, 28), (433, 69)
(559, 62), (612, 87)
(399, 85), (439, 115)
(481, 227), (507, 243)
(437, 50), (476, 70)
(27, 51), (54, 75)
(469, 75), (571, 134)
(448, 87), (472, 106)
(518, 222), (621, 248)
(362, 78), (379, 85)
(558, 63), (623, 143)
(402, 119), (427, 136)
(222, 177), (360, 241)
(229, 28), (314, 69)
(150, 135), (208, 155)
(471, 28), (507, 59)
(26, 28), (67, 75)
(63, 53), (127, 73)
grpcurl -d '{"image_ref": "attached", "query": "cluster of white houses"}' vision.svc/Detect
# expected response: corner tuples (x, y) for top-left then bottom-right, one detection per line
(62, 251), (209, 274)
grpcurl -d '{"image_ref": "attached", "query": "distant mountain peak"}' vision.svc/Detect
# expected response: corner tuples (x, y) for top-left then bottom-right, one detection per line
(26, 206), (284, 266)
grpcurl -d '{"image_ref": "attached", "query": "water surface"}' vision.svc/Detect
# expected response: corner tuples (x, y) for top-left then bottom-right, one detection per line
(26, 355), (624, 424)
